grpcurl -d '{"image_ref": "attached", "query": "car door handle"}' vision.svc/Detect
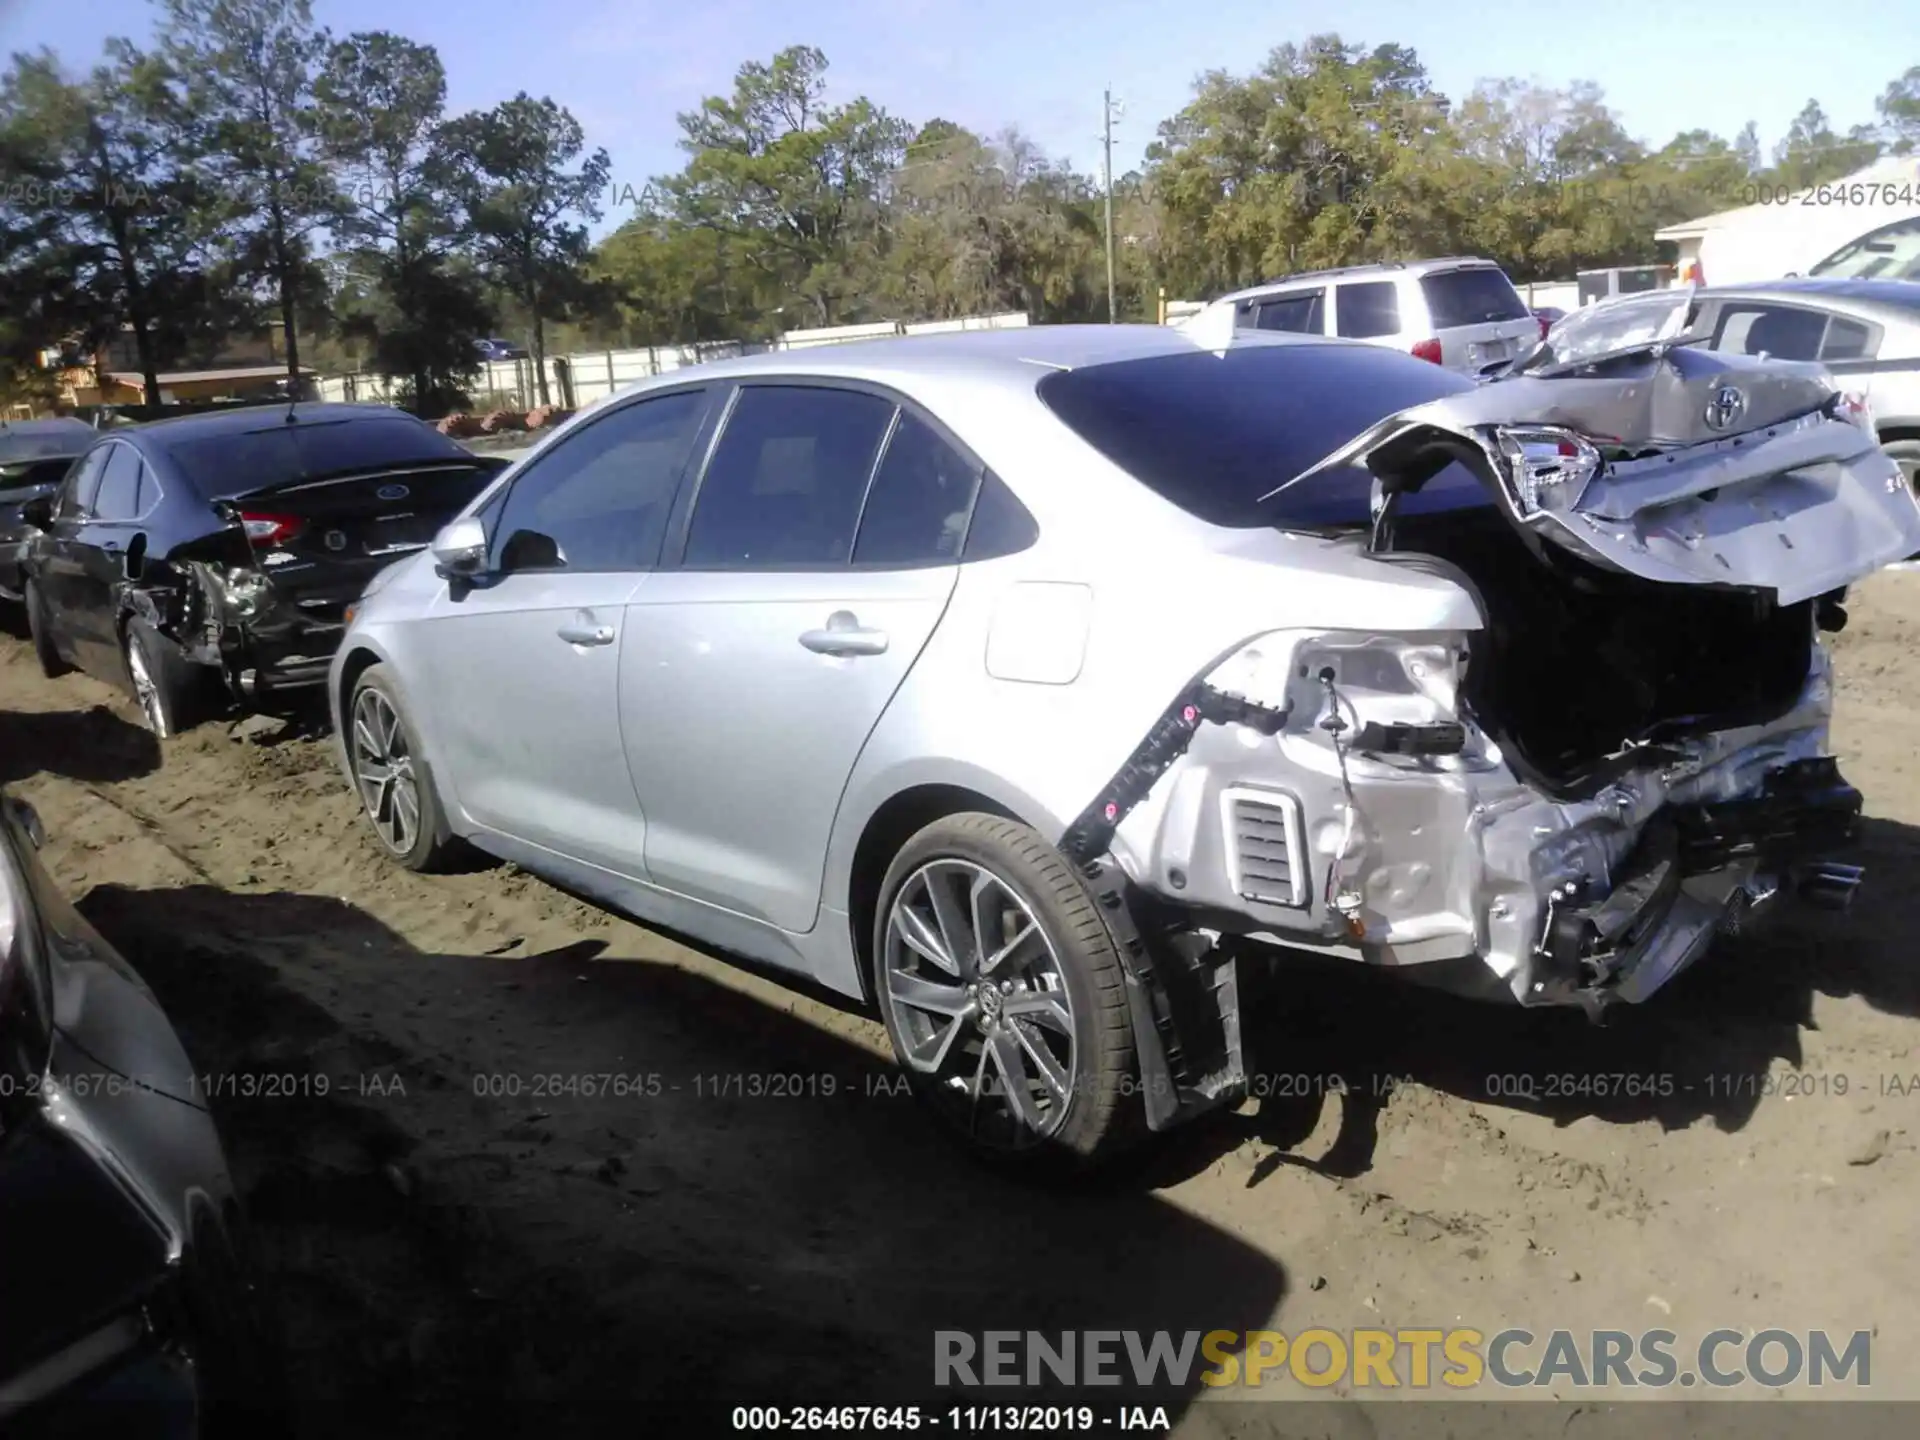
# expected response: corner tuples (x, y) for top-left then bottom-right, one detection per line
(557, 619), (615, 646)
(799, 612), (889, 657)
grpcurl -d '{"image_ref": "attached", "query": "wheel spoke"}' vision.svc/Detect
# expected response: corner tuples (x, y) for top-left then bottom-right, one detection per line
(893, 902), (959, 974)
(1011, 1018), (1070, 1104)
(353, 718), (383, 762)
(1002, 987), (1071, 1033)
(924, 866), (976, 978)
(981, 919), (1041, 976)
(986, 1030), (1048, 1132)
(392, 779), (419, 849)
(888, 968), (975, 1018)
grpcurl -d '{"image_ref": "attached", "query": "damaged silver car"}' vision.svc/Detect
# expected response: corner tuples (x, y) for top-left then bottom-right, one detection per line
(329, 324), (1918, 1169)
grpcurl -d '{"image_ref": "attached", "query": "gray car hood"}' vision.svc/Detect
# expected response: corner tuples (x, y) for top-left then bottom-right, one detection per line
(1270, 346), (1920, 605)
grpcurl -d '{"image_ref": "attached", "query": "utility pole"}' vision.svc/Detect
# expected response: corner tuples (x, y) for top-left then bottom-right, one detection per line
(1103, 87), (1119, 323)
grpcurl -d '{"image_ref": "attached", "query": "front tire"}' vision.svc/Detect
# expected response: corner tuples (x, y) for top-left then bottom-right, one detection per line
(24, 579), (68, 678)
(346, 664), (463, 872)
(871, 813), (1140, 1171)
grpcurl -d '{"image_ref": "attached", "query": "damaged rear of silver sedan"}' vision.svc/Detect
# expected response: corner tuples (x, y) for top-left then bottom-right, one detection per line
(1040, 334), (1915, 1128)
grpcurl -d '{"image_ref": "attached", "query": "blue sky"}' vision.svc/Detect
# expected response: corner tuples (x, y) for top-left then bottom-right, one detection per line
(5, 0), (1915, 237)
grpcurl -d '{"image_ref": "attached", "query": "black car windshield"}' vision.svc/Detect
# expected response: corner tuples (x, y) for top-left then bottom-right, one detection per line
(166, 415), (480, 500)
(1035, 341), (1490, 529)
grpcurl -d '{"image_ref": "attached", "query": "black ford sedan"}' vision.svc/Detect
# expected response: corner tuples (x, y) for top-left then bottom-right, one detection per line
(19, 403), (509, 736)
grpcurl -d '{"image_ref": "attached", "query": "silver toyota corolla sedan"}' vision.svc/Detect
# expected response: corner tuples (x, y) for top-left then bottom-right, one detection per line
(329, 324), (1920, 1169)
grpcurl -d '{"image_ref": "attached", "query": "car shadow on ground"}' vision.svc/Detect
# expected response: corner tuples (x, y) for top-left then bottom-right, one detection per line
(1145, 816), (1920, 1187)
(78, 883), (1289, 1439)
(0, 705), (160, 786)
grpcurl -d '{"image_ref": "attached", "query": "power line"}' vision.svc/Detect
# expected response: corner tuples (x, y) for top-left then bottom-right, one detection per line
(1103, 87), (1122, 322)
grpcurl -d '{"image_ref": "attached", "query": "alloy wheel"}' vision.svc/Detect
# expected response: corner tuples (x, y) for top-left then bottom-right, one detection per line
(880, 858), (1077, 1149)
(351, 688), (420, 856)
(125, 636), (169, 738)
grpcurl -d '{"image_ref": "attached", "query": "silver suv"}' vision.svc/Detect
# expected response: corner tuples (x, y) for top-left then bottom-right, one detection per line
(1193, 258), (1541, 374)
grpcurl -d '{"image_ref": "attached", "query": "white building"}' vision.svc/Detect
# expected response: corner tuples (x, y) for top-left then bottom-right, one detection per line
(1655, 155), (1920, 286)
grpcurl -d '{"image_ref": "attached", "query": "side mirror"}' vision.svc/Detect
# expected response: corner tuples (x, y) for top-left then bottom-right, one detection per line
(431, 516), (489, 578)
(19, 495), (53, 529)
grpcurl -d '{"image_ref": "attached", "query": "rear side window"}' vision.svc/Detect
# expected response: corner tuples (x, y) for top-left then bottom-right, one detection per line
(492, 389), (708, 573)
(92, 444), (143, 520)
(1711, 304), (1829, 361)
(1037, 343), (1484, 529)
(168, 414), (475, 500)
(1250, 291), (1324, 333)
(1336, 281), (1401, 339)
(1821, 316), (1874, 361)
(683, 386), (896, 569)
(1420, 268), (1529, 327)
(852, 412), (980, 567)
(61, 448), (108, 517)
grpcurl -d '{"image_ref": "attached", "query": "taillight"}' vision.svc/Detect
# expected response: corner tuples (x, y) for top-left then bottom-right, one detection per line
(239, 512), (304, 546)
(1411, 338), (1443, 364)
(1537, 316), (1551, 340)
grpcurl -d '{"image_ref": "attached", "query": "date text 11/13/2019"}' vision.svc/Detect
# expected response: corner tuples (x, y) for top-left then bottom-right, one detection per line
(730, 1405), (1171, 1432)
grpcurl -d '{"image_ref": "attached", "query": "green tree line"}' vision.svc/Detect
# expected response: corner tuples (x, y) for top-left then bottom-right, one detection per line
(4, 8), (1918, 414)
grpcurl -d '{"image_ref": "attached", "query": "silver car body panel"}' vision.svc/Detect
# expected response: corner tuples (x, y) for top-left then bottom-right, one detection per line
(331, 325), (1905, 1012)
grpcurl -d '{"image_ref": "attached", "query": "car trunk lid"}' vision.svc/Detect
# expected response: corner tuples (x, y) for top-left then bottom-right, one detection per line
(1267, 345), (1920, 605)
(219, 460), (497, 622)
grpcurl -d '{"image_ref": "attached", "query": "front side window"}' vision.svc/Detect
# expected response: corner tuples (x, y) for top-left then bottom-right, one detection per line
(682, 386), (896, 569)
(491, 388), (709, 573)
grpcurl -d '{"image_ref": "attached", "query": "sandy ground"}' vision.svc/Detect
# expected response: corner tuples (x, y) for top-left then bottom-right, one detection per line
(6, 578), (1920, 1435)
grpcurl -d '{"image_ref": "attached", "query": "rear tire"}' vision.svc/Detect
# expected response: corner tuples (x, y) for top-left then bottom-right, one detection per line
(24, 579), (68, 679)
(871, 812), (1141, 1174)
(123, 615), (202, 738)
(346, 664), (463, 872)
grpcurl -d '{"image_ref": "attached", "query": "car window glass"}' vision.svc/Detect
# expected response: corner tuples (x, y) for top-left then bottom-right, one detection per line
(961, 470), (1039, 560)
(1712, 304), (1827, 361)
(852, 412), (980, 567)
(1254, 292), (1323, 333)
(61, 449), (108, 517)
(1820, 316), (1873, 361)
(92, 444), (143, 521)
(1336, 281), (1401, 339)
(1533, 296), (1687, 367)
(683, 386), (896, 569)
(492, 389), (708, 573)
(133, 460), (160, 514)
(1811, 217), (1920, 281)
(1420, 268), (1530, 326)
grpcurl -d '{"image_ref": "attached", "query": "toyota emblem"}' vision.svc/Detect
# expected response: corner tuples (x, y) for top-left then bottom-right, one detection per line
(376, 483), (410, 501)
(1703, 384), (1747, 432)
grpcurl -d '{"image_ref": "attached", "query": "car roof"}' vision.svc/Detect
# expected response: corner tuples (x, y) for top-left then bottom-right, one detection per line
(1700, 276), (1920, 318)
(122, 401), (431, 447)
(650, 323), (1338, 390)
(1213, 257), (1504, 305)
(0, 416), (96, 460)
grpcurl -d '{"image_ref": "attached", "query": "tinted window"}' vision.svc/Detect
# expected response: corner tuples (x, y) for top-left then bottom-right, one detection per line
(92, 445), (143, 520)
(1420, 268), (1529, 327)
(0, 456), (77, 494)
(962, 471), (1039, 560)
(166, 415), (475, 500)
(1822, 317), (1874, 361)
(1252, 292), (1323, 333)
(852, 412), (980, 567)
(492, 389), (708, 573)
(62, 449), (109, 517)
(1712, 304), (1828, 361)
(133, 461), (160, 514)
(1337, 281), (1401, 339)
(683, 386), (895, 568)
(1037, 343), (1484, 529)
